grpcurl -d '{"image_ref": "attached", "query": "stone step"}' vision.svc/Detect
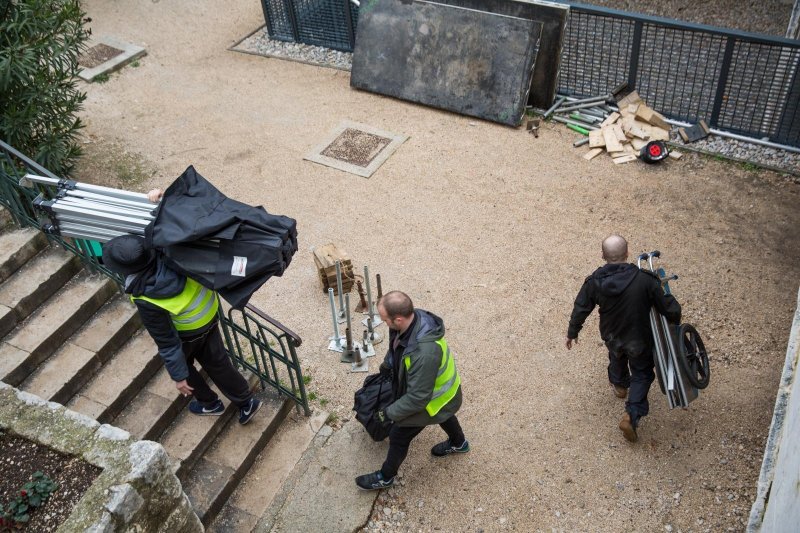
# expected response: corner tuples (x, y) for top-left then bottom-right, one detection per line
(20, 295), (141, 404)
(160, 381), (245, 482)
(67, 329), (161, 423)
(182, 391), (294, 527)
(0, 227), (48, 284)
(0, 247), (81, 338)
(0, 273), (117, 386)
(113, 366), (190, 441)
(208, 411), (328, 533)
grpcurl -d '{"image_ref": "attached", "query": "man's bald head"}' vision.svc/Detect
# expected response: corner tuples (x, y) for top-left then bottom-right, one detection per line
(602, 234), (629, 263)
(378, 291), (414, 319)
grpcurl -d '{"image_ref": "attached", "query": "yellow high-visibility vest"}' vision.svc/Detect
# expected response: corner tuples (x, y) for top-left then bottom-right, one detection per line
(131, 277), (219, 332)
(404, 338), (461, 416)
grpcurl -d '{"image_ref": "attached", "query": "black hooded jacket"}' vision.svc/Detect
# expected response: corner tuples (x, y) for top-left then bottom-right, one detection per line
(567, 263), (681, 355)
(125, 257), (217, 382)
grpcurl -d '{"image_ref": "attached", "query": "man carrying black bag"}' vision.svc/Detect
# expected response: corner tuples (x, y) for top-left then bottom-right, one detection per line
(355, 291), (469, 491)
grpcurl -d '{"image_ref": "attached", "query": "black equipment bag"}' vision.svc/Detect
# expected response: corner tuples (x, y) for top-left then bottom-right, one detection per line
(353, 373), (394, 441)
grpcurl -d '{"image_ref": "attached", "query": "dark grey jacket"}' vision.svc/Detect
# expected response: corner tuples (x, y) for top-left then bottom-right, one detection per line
(384, 310), (462, 427)
(125, 259), (216, 382)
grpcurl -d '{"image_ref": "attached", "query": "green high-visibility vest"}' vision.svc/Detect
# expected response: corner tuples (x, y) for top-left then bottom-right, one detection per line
(404, 338), (461, 416)
(131, 277), (219, 332)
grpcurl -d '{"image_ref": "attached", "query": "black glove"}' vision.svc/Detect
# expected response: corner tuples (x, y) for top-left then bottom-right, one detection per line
(374, 409), (392, 429)
(379, 362), (392, 379)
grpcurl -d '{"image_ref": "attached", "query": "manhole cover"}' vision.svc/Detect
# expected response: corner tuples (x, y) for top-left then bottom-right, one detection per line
(321, 128), (392, 168)
(305, 121), (408, 178)
(78, 43), (124, 69)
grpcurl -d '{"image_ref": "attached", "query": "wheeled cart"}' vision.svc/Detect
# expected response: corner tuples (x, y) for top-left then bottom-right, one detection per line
(638, 251), (710, 408)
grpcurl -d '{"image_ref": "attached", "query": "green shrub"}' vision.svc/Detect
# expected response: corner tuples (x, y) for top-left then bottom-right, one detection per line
(0, 0), (90, 177)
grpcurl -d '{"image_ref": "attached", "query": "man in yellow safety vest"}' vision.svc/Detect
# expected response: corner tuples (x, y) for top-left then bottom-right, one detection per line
(356, 291), (468, 490)
(102, 233), (261, 425)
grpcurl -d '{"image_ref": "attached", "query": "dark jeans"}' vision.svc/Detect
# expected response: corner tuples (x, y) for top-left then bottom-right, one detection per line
(182, 325), (251, 407)
(380, 415), (465, 479)
(608, 347), (655, 427)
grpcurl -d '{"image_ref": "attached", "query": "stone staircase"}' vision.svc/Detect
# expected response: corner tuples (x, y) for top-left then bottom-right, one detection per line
(0, 213), (303, 530)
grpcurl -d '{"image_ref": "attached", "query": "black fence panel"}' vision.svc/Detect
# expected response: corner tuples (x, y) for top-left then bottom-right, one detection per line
(260, 0), (800, 147)
(557, 3), (800, 146)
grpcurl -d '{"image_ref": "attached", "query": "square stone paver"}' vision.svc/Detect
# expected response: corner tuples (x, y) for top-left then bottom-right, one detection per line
(304, 120), (407, 178)
(78, 36), (146, 82)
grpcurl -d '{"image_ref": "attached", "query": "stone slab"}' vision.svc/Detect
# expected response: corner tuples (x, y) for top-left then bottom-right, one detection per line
(257, 419), (385, 532)
(71, 295), (141, 356)
(0, 304), (14, 339)
(78, 35), (147, 82)
(436, 0), (569, 109)
(22, 341), (97, 401)
(114, 390), (180, 441)
(0, 227), (46, 284)
(304, 120), (408, 178)
(0, 341), (30, 382)
(351, 0), (541, 126)
(212, 410), (329, 533)
(67, 330), (160, 422)
(0, 248), (79, 316)
(67, 393), (109, 420)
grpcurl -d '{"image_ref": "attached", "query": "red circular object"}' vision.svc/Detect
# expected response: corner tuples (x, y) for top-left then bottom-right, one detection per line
(649, 145), (662, 156)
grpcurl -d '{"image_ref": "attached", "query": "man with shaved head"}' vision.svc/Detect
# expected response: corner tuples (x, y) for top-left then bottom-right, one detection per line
(355, 291), (468, 490)
(565, 235), (681, 442)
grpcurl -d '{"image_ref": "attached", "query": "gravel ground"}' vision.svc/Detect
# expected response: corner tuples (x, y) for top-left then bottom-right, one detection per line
(81, 1), (800, 532)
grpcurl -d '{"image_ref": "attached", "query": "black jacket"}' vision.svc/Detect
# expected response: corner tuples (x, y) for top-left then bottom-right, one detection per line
(125, 258), (216, 382)
(568, 263), (681, 355)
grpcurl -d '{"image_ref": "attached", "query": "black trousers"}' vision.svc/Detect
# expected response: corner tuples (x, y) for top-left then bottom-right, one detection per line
(182, 325), (251, 407)
(380, 415), (465, 479)
(608, 347), (655, 427)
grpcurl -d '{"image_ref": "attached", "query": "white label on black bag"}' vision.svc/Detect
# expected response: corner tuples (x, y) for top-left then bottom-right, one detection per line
(232, 256), (247, 277)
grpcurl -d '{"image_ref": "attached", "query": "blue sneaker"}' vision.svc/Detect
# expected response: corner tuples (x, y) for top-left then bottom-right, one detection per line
(431, 439), (470, 457)
(355, 470), (394, 491)
(188, 399), (224, 416)
(238, 397), (262, 425)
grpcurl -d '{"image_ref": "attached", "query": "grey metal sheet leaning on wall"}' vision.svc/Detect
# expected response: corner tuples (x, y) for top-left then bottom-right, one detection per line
(350, 0), (542, 126)
(434, 0), (569, 110)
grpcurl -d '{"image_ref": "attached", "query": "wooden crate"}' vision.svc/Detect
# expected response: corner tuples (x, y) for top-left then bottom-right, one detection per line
(313, 243), (355, 295)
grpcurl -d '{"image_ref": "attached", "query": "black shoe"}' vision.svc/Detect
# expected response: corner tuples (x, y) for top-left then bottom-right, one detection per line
(355, 470), (394, 491)
(238, 397), (262, 425)
(188, 399), (224, 416)
(431, 439), (470, 457)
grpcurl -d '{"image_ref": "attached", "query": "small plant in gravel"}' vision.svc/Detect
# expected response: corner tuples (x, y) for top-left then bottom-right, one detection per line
(0, 471), (58, 530)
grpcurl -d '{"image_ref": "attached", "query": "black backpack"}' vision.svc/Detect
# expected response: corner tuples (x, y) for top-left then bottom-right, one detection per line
(353, 373), (394, 441)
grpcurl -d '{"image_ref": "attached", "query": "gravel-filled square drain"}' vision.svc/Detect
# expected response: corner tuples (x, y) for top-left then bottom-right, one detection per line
(305, 121), (408, 178)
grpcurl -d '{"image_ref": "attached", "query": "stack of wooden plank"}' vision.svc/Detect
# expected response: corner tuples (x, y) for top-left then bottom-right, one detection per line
(312, 243), (355, 295)
(582, 91), (675, 163)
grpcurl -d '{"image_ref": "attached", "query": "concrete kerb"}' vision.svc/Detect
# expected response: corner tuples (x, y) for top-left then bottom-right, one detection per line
(79, 36), (146, 83)
(747, 286), (800, 531)
(0, 382), (202, 533)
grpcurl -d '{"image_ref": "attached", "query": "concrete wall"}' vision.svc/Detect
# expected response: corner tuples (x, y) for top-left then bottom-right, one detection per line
(0, 382), (203, 533)
(747, 288), (800, 532)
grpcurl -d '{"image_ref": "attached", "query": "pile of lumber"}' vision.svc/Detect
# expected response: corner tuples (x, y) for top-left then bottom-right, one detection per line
(547, 90), (683, 163)
(312, 243), (355, 295)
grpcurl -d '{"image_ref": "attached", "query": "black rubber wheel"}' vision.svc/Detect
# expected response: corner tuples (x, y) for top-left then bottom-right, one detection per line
(677, 324), (710, 389)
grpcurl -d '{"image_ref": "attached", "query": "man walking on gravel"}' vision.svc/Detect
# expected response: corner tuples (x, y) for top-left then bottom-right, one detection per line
(565, 235), (681, 442)
(356, 291), (469, 490)
(101, 189), (261, 426)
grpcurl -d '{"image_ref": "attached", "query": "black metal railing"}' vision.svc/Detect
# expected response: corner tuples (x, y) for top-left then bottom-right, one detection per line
(559, 3), (800, 147)
(260, 0), (800, 147)
(0, 139), (310, 415)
